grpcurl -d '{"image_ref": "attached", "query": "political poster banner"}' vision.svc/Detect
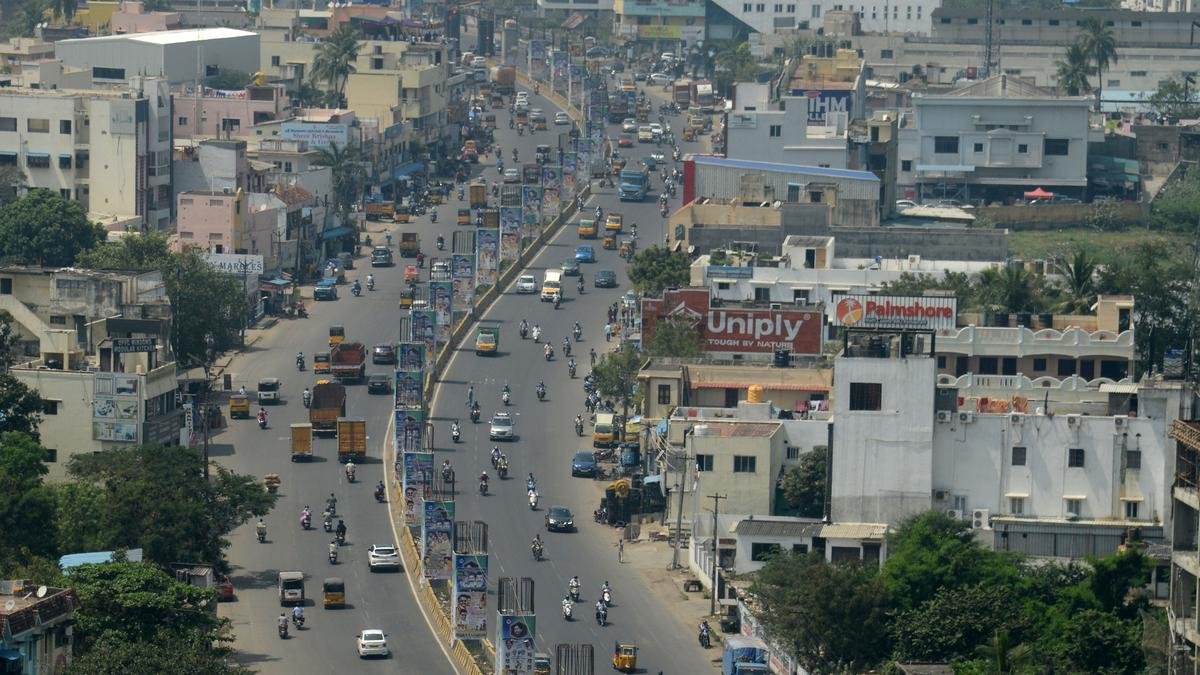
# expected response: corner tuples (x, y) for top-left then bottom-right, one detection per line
(400, 450), (432, 522)
(521, 186), (543, 238)
(497, 614), (537, 673)
(411, 309), (436, 354)
(499, 207), (522, 262)
(453, 554), (489, 640)
(396, 342), (426, 371)
(421, 500), (455, 580)
(563, 152), (577, 194)
(394, 408), (425, 453)
(429, 281), (453, 344)
(475, 227), (499, 288)
(394, 370), (423, 408)
(451, 254), (475, 309)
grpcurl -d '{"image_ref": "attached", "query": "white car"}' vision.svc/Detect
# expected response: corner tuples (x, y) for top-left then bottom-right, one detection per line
(660, 52), (676, 62)
(554, 111), (570, 125)
(489, 411), (514, 441)
(503, 168), (521, 183)
(895, 199), (917, 210)
(357, 629), (389, 658)
(621, 118), (637, 133)
(516, 274), (538, 293)
(649, 122), (664, 138)
(367, 544), (400, 571)
(649, 73), (672, 86)
(471, 56), (486, 68)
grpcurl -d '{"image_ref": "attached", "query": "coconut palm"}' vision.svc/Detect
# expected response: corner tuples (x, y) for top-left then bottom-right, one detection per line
(1078, 18), (1118, 112)
(314, 142), (366, 214)
(975, 265), (1038, 314)
(1054, 42), (1093, 97)
(311, 25), (362, 107)
(1054, 248), (1098, 314)
(973, 629), (1033, 674)
(49, 0), (78, 21)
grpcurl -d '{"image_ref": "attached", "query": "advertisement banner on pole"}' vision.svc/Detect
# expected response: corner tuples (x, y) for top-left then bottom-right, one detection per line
(429, 281), (453, 344)
(394, 370), (424, 408)
(475, 227), (499, 288)
(496, 614), (537, 673)
(453, 554), (489, 640)
(499, 207), (522, 262)
(563, 152), (577, 194)
(530, 40), (547, 81)
(411, 309), (436, 354)
(451, 254), (475, 309)
(521, 186), (543, 238)
(397, 342), (427, 370)
(394, 409), (425, 453)
(400, 450), (432, 522)
(421, 500), (455, 580)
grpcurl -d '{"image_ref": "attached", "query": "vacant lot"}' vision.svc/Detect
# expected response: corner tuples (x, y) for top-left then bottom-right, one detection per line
(1008, 227), (1190, 265)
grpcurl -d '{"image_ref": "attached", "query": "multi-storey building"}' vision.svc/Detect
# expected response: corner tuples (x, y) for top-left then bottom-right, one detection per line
(612, 0), (706, 50)
(0, 579), (79, 673)
(344, 40), (450, 157)
(173, 83), (293, 139)
(55, 27), (259, 86)
(709, 0), (942, 37)
(0, 76), (173, 228)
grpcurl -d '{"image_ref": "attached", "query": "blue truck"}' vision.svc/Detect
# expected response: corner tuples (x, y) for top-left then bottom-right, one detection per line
(722, 636), (770, 675)
(618, 168), (649, 202)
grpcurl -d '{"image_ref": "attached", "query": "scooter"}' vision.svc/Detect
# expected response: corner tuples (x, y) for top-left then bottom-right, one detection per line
(431, 210), (438, 223)
(367, 279), (375, 291)
(520, 325), (529, 339)
(574, 325), (583, 341)
(374, 486), (386, 503)
(352, 285), (362, 297)
(536, 386), (546, 401)
(595, 607), (607, 627)
(502, 390), (511, 406)
(528, 491), (539, 510)
(301, 513), (312, 530)
(296, 356), (305, 371)
(278, 622), (288, 639)
(292, 613), (306, 629)
(479, 480), (489, 496)
(699, 628), (711, 649)
(437, 235), (445, 250)
(563, 601), (573, 621)
(329, 548), (338, 564)
(258, 412), (268, 430)
(575, 419), (584, 436)
(345, 465), (356, 483)
(257, 527), (266, 543)
(323, 516), (333, 533)
(568, 362), (577, 378)
(451, 424), (461, 443)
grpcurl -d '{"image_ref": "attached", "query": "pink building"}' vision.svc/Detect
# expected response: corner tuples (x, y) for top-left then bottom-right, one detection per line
(174, 84), (292, 139)
(175, 189), (243, 254)
(111, 1), (181, 34)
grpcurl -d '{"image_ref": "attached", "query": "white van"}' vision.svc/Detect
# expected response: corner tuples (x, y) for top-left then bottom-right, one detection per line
(541, 269), (563, 302)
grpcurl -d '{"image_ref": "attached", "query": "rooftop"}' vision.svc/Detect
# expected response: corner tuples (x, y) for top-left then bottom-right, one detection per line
(943, 74), (1057, 99)
(59, 27), (256, 46)
(0, 580), (79, 637)
(689, 155), (879, 183)
(733, 517), (823, 538)
(691, 421), (781, 438)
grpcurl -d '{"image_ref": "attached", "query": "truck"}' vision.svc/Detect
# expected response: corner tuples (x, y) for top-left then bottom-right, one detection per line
(475, 325), (499, 355)
(290, 422), (313, 462)
(692, 80), (715, 113)
(593, 412), (617, 448)
(541, 269), (563, 302)
(330, 342), (366, 383)
(490, 65), (516, 94)
(336, 418), (367, 463)
(469, 182), (488, 209)
(364, 199), (395, 221)
(607, 93), (629, 123)
(398, 232), (420, 258)
(618, 168), (649, 202)
(722, 637), (769, 675)
(673, 79), (692, 107)
(309, 382), (346, 435)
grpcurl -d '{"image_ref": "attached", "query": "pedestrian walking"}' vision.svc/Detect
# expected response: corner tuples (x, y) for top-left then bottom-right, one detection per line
(466, 385), (475, 408)
(604, 324), (612, 342)
(617, 539), (624, 563)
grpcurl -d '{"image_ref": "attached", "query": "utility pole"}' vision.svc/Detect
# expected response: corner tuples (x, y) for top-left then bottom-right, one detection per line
(670, 452), (690, 570)
(708, 493), (726, 615)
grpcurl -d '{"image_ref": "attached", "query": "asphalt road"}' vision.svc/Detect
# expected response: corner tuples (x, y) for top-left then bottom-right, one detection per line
(428, 89), (710, 672)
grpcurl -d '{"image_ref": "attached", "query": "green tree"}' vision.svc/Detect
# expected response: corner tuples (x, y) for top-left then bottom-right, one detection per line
(750, 553), (890, 672)
(163, 247), (248, 367)
(1054, 42), (1093, 97)
(892, 584), (1029, 663)
(0, 432), (57, 567)
(66, 445), (276, 568)
(974, 265), (1040, 313)
(972, 629), (1034, 674)
(627, 245), (690, 294)
(314, 141), (367, 214)
(1053, 247), (1097, 314)
(49, 0), (77, 21)
(780, 446), (826, 517)
(1148, 76), (1200, 120)
(0, 311), (21, 373)
(1042, 609), (1143, 674)
(644, 317), (702, 358)
(713, 40), (760, 91)
(76, 232), (172, 271)
(293, 78), (327, 107)
(0, 372), (43, 436)
(592, 342), (643, 423)
(67, 630), (249, 675)
(0, 189), (106, 266)
(1079, 17), (1118, 113)
(52, 482), (113, 553)
(1150, 167), (1200, 232)
(311, 25), (362, 106)
(0, 165), (25, 205)
(878, 270), (974, 307)
(205, 68), (251, 91)
(1096, 240), (1190, 377)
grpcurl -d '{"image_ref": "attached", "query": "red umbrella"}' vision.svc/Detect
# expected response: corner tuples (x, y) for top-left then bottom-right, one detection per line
(1023, 187), (1054, 199)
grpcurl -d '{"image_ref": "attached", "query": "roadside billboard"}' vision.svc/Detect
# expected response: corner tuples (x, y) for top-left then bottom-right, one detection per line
(401, 450), (433, 523)
(421, 500), (455, 580)
(453, 554), (488, 640)
(641, 288), (823, 355)
(476, 227), (499, 288)
(394, 370), (423, 408)
(830, 294), (957, 331)
(429, 281), (453, 344)
(786, 87), (852, 123)
(496, 614), (536, 672)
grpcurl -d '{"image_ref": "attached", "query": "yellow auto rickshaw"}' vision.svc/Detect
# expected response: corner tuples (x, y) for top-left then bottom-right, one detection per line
(404, 265), (419, 283)
(516, 110), (529, 126)
(458, 209), (471, 226)
(322, 577), (345, 608)
(533, 652), (552, 675)
(612, 641), (638, 672)
(313, 352), (331, 374)
(603, 235), (617, 250)
(328, 325), (345, 348)
(394, 205), (411, 224)
(229, 394), (250, 419)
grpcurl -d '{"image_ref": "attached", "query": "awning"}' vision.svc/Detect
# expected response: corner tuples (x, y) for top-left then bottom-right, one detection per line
(1023, 187), (1054, 199)
(24, 152), (48, 158)
(1100, 382), (1139, 394)
(320, 225), (355, 241)
(259, 277), (292, 292)
(59, 153), (72, 159)
(393, 161), (426, 180)
(643, 474), (663, 485)
(1004, 492), (1030, 498)
(748, 280), (773, 286)
(0, 650), (20, 662)
(0, 151), (14, 157)
(561, 11), (587, 29)
(916, 164), (975, 173)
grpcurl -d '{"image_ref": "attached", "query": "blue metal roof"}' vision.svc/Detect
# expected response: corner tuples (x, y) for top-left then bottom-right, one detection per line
(60, 548), (143, 571)
(692, 155), (879, 183)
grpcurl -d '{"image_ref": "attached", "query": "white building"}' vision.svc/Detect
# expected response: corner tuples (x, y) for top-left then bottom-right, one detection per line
(899, 74), (1104, 203)
(55, 27), (259, 86)
(536, 0), (614, 16)
(0, 77), (173, 228)
(726, 102), (851, 168)
(709, 0), (941, 36)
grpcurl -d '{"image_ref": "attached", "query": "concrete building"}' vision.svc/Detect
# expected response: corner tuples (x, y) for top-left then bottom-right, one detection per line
(173, 138), (265, 196)
(55, 27), (259, 86)
(175, 188), (246, 255)
(0, 579), (79, 673)
(768, 50), (866, 124)
(0, 37), (56, 70)
(173, 83), (293, 139)
(638, 357), (833, 420)
(930, 6), (1200, 46)
(344, 40), (450, 154)
(1169, 420), (1200, 672)
(111, 0), (182, 34)
(709, 0), (942, 37)
(0, 59), (92, 90)
(536, 0), (615, 17)
(901, 74), (1103, 203)
(0, 76), (173, 228)
(1, 266), (180, 479)
(726, 102), (851, 168)
(612, 0), (706, 50)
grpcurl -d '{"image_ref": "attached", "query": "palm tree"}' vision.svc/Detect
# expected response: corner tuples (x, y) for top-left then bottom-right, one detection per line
(975, 265), (1037, 314)
(973, 629), (1032, 674)
(1054, 42), (1093, 97)
(49, 0), (78, 21)
(314, 142), (366, 214)
(1078, 18), (1118, 112)
(311, 25), (362, 107)
(1055, 248), (1098, 314)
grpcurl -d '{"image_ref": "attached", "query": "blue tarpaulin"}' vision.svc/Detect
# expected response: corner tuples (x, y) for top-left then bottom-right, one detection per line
(320, 226), (355, 241)
(393, 161), (426, 180)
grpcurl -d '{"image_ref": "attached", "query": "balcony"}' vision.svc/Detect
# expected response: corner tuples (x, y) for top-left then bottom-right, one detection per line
(935, 325), (1135, 360)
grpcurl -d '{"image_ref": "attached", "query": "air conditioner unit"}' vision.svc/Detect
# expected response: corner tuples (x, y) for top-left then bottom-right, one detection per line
(959, 412), (975, 424)
(972, 509), (992, 530)
(907, 254), (921, 266)
(1010, 413), (1023, 425)
(1066, 414), (1081, 427)
(769, 303), (781, 310)
(1114, 416), (1127, 429)
(936, 410), (953, 423)
(945, 509), (963, 520)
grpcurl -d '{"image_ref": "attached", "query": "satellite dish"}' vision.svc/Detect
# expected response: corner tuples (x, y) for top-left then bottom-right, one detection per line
(36, 586), (48, 598)
(3, 600), (14, 611)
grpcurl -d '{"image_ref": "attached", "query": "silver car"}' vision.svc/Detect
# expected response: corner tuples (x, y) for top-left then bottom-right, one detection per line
(489, 411), (514, 441)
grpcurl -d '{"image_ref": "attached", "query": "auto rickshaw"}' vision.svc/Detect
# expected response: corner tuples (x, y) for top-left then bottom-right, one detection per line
(398, 289), (414, 309)
(328, 325), (345, 348)
(619, 238), (635, 259)
(313, 352), (331, 374)
(533, 652), (552, 675)
(322, 577), (345, 608)
(532, 114), (548, 130)
(603, 234), (617, 250)
(457, 208), (471, 225)
(394, 205), (411, 224)
(516, 110), (529, 127)
(612, 641), (638, 672)
(404, 265), (419, 283)
(611, 158), (626, 175)
(484, 113), (497, 130)
(229, 394), (250, 419)
(490, 93), (505, 108)
(682, 127), (696, 142)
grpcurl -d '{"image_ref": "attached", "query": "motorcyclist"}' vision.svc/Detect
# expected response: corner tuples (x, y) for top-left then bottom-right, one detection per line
(595, 205), (603, 220)
(498, 454), (509, 473)
(577, 277), (585, 293)
(531, 534), (543, 554)
(292, 605), (304, 625)
(302, 387), (311, 408)
(437, 234), (445, 249)
(374, 481), (385, 500)
(335, 519), (346, 540)
(568, 358), (577, 378)
(326, 492), (337, 515)
(257, 408), (267, 427)
(532, 324), (542, 342)
(526, 472), (537, 492)
(544, 343), (553, 359)
(574, 322), (582, 339)
(562, 337), (572, 358)
(367, 273), (375, 290)
(520, 318), (529, 338)
(278, 613), (289, 632)
(491, 446), (502, 465)
(256, 519), (267, 541)
(536, 381), (546, 399)
(569, 575), (580, 598)
(352, 278), (361, 294)
(553, 294), (561, 309)
(595, 599), (606, 623)
(451, 420), (461, 440)
(344, 460), (356, 482)
(442, 459), (453, 481)
(562, 595), (573, 618)
(574, 414), (584, 435)
(300, 506), (311, 529)
(512, 148), (519, 162)
(296, 351), (304, 369)
(479, 471), (489, 494)
(329, 539), (338, 560)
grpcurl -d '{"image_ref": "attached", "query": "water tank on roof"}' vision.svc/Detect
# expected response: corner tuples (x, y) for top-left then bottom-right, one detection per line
(747, 385), (764, 403)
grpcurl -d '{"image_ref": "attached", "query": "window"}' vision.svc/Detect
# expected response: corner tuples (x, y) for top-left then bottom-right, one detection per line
(93, 66), (126, 80)
(59, 119), (71, 134)
(937, 355), (946, 368)
(792, 543), (808, 553)
(58, 155), (71, 168)
(657, 384), (671, 404)
(787, 3), (795, 10)
(743, 3), (751, 10)
(1068, 447), (1085, 468)
(934, 136), (959, 154)
(695, 454), (714, 472)
(59, 189), (70, 199)
(26, 154), (49, 168)
(811, 4), (820, 16)
(756, 2), (765, 10)
(42, 400), (59, 415)
(774, 3), (782, 10)
(966, 17), (977, 24)
(1021, 18), (1031, 25)
(973, 142), (983, 153)
(786, 445), (800, 459)
(1107, 79), (1120, 88)
(1009, 497), (1025, 515)
(1125, 450), (1142, 469)
(1131, 70), (1147, 77)
(0, 117), (15, 132)
(1017, 143), (1028, 154)
(271, 55), (281, 66)
(1057, 358), (1076, 376)
(1124, 501), (1140, 519)
(769, 124), (782, 137)
(881, 48), (893, 59)
(27, 118), (49, 133)
(901, 159), (912, 171)
(0, 278), (10, 294)
(1012, 446), (1027, 466)
(1065, 498), (1082, 515)
(849, 382), (882, 411)
(716, 282), (730, 290)
(751, 542), (781, 561)
(1044, 138), (1069, 156)
(940, 16), (951, 23)
(733, 455), (757, 473)
(44, 448), (57, 462)
(1131, 20), (1142, 26)
(1049, 19), (1059, 25)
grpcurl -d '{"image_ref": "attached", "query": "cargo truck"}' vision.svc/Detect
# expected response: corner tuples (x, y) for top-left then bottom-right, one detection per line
(398, 232), (420, 258)
(722, 637), (769, 675)
(673, 79), (692, 107)
(309, 383), (346, 435)
(607, 93), (629, 123)
(330, 342), (366, 383)
(618, 168), (649, 202)
(541, 269), (563, 302)
(336, 418), (367, 463)
(692, 80), (715, 113)
(475, 325), (499, 355)
(290, 423), (313, 462)
(469, 182), (488, 209)
(490, 65), (516, 94)
(364, 199), (395, 221)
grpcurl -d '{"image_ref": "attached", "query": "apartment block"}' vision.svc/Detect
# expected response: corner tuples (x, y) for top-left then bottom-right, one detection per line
(344, 40), (450, 152)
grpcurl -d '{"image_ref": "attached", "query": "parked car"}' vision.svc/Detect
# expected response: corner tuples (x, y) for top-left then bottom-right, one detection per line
(895, 199), (917, 210)
(649, 72), (672, 85)
(215, 574), (235, 601)
(633, 71), (647, 82)
(571, 451), (598, 477)
(585, 46), (610, 58)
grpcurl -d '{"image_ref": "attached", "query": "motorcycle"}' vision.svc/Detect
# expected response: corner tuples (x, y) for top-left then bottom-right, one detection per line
(553, 295), (561, 310)
(296, 356), (305, 371)
(602, 588), (612, 607)
(374, 486), (385, 503)
(437, 235), (445, 250)
(536, 385), (546, 401)
(301, 513), (311, 530)
(544, 345), (554, 361)
(595, 607), (607, 627)
(531, 541), (544, 561)
(257, 412), (268, 430)
(302, 391), (311, 408)
(257, 526), (266, 543)
(699, 627), (711, 649)
(661, 206), (668, 218)
(329, 548), (338, 564)
(351, 284), (361, 297)
(574, 325), (582, 341)
(430, 210), (438, 223)
(568, 362), (577, 378)
(498, 461), (508, 480)
(575, 419), (584, 436)
(532, 327), (542, 343)
(502, 390), (511, 406)
(451, 424), (461, 443)
(336, 530), (346, 545)
(563, 342), (572, 358)
(479, 480), (489, 496)
(278, 622), (288, 639)
(528, 491), (539, 510)
(563, 600), (573, 621)
(345, 464), (356, 483)
(323, 516), (333, 532)
(520, 325), (528, 339)
(367, 278), (375, 291)
(470, 407), (481, 423)
(577, 279), (584, 294)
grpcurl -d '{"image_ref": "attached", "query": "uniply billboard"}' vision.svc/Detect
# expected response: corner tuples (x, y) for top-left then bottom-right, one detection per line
(641, 288), (823, 355)
(830, 294), (957, 331)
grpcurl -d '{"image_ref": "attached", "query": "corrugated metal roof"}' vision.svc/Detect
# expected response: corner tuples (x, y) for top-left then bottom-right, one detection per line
(1099, 383), (1139, 394)
(693, 421), (781, 438)
(691, 155), (880, 184)
(734, 518), (823, 538)
(820, 523), (888, 539)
